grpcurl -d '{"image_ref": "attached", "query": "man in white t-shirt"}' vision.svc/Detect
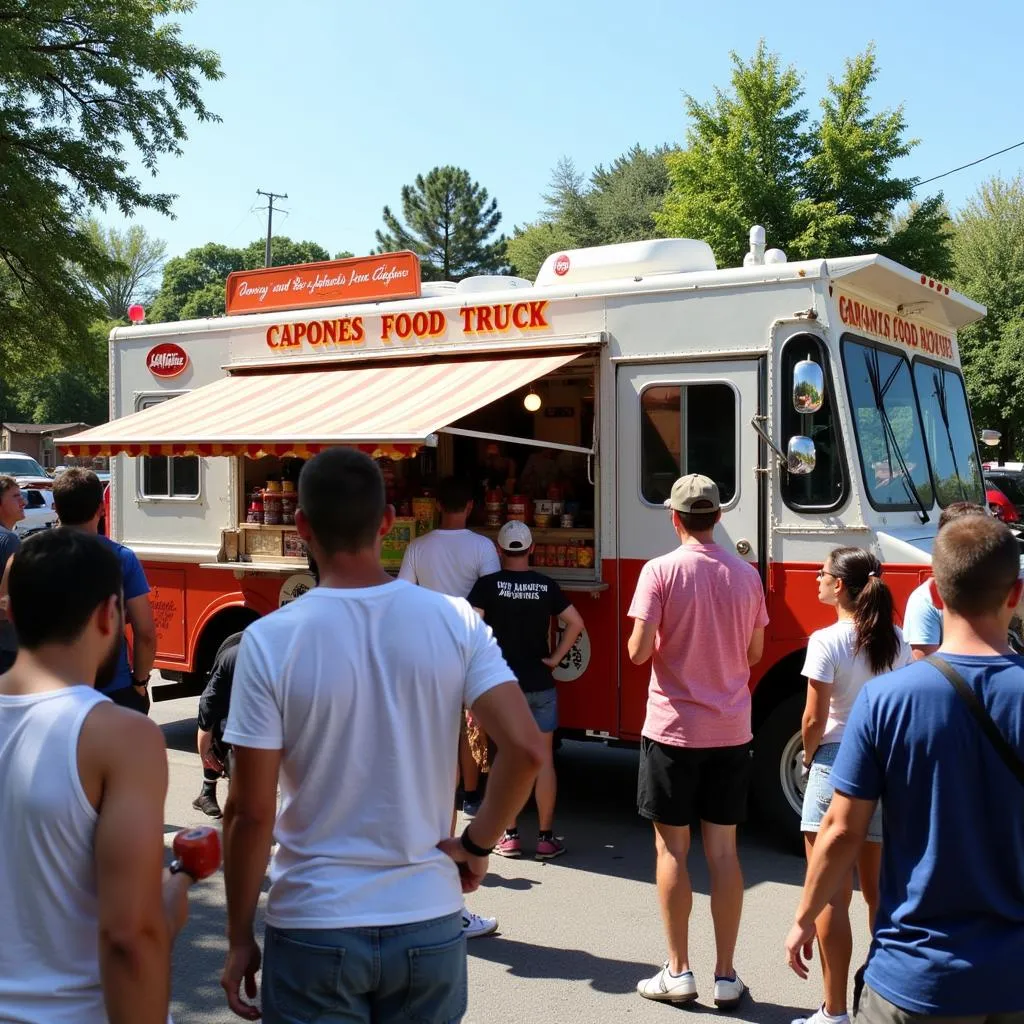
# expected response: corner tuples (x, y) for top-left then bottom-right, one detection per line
(220, 449), (544, 1024)
(399, 476), (499, 597)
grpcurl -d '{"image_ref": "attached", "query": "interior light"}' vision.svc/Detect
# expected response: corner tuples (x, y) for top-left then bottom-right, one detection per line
(524, 389), (542, 413)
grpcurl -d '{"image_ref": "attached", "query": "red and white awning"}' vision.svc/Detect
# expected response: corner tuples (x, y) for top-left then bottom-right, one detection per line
(59, 351), (584, 459)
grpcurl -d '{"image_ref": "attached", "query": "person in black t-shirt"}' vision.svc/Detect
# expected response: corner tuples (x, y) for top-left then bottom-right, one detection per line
(468, 520), (584, 860)
(192, 632), (244, 818)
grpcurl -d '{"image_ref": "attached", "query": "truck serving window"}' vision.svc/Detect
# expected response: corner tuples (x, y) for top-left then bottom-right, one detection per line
(640, 382), (737, 506)
(137, 396), (200, 500)
(841, 336), (934, 512)
(780, 337), (847, 511)
(912, 360), (984, 506)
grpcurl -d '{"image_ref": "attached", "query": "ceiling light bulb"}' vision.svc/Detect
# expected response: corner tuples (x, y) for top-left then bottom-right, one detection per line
(524, 390), (542, 413)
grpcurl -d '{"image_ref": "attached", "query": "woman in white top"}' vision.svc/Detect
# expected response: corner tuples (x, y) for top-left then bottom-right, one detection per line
(795, 546), (911, 1024)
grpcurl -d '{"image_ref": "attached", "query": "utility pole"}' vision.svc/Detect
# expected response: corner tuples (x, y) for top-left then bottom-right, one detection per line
(256, 189), (288, 267)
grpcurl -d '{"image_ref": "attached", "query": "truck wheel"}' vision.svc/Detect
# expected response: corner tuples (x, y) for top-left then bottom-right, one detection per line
(751, 693), (806, 851)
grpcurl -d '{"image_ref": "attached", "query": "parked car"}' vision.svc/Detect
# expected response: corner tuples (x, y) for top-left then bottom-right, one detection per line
(15, 487), (57, 537)
(0, 453), (52, 489)
(984, 468), (1024, 523)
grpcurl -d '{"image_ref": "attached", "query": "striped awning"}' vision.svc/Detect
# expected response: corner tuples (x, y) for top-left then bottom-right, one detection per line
(58, 351), (584, 459)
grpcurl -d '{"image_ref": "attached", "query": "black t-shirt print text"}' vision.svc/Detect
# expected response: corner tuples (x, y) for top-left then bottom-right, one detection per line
(469, 570), (571, 693)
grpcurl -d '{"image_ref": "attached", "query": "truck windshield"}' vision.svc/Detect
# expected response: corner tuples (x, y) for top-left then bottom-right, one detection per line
(912, 361), (984, 506)
(842, 337), (934, 512)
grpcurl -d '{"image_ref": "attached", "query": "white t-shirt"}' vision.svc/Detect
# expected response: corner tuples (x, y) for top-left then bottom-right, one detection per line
(801, 620), (912, 744)
(223, 580), (514, 929)
(398, 528), (500, 598)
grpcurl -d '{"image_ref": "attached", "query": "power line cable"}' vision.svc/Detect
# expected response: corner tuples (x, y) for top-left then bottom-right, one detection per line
(914, 140), (1024, 189)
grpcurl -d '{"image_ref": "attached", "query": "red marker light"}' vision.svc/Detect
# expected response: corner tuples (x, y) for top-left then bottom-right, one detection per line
(128, 304), (146, 324)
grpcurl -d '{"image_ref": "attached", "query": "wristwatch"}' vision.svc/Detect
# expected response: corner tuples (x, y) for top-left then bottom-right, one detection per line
(460, 825), (493, 857)
(133, 674), (151, 688)
(168, 858), (197, 882)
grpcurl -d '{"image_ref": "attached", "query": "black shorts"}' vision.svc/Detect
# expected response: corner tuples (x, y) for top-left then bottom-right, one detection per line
(637, 737), (751, 827)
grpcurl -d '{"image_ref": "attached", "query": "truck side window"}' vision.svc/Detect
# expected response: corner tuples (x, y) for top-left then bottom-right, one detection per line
(640, 383), (737, 506)
(137, 396), (201, 500)
(780, 338), (847, 511)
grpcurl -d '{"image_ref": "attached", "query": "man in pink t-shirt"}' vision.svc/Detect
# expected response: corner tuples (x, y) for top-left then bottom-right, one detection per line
(627, 474), (768, 1011)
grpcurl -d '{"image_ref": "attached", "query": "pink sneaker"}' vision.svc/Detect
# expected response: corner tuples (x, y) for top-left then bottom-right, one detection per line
(535, 835), (566, 860)
(494, 832), (522, 858)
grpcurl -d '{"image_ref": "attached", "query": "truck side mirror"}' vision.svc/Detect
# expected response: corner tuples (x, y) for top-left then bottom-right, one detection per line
(787, 436), (816, 475)
(793, 359), (824, 414)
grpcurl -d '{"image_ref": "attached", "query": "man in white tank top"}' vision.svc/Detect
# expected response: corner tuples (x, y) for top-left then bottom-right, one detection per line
(0, 530), (195, 1023)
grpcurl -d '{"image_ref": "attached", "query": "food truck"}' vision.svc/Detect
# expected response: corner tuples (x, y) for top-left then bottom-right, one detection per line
(60, 229), (986, 838)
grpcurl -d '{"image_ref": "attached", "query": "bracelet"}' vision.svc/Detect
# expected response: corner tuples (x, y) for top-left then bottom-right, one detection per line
(460, 825), (493, 858)
(168, 858), (197, 882)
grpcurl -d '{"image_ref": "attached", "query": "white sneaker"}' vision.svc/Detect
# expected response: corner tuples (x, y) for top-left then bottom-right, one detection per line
(792, 1006), (849, 1024)
(461, 910), (498, 938)
(636, 964), (698, 1003)
(714, 973), (747, 1010)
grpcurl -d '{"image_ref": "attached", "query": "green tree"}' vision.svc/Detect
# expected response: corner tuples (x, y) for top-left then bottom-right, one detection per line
(952, 176), (1024, 459)
(376, 167), (506, 281)
(240, 237), (330, 270)
(656, 43), (951, 276)
(0, 0), (222, 346)
(79, 218), (167, 319)
(507, 147), (673, 279)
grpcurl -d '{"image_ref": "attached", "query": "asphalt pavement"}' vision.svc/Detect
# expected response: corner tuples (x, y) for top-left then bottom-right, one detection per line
(153, 695), (871, 1024)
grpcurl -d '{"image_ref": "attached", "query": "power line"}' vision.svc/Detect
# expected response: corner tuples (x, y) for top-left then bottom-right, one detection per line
(914, 140), (1024, 189)
(256, 189), (288, 267)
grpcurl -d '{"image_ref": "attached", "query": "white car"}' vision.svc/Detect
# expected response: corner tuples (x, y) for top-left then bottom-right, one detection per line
(0, 453), (52, 490)
(17, 488), (57, 537)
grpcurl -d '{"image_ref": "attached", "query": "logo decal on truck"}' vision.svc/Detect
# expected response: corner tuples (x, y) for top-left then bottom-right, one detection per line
(553, 253), (571, 276)
(552, 624), (591, 682)
(146, 343), (189, 378)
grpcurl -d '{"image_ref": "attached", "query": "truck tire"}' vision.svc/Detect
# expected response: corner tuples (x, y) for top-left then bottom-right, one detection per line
(751, 692), (806, 851)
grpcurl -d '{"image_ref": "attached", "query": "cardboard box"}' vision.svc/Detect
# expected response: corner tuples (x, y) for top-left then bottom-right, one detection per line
(381, 516), (416, 569)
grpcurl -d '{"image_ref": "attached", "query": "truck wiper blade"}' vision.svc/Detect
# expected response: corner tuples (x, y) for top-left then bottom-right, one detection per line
(865, 350), (930, 524)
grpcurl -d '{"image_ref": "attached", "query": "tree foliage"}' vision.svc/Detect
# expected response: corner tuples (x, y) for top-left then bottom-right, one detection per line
(149, 236), (332, 322)
(507, 147), (673, 279)
(656, 43), (951, 276)
(952, 177), (1024, 459)
(79, 218), (167, 319)
(0, 0), (222, 346)
(375, 166), (506, 281)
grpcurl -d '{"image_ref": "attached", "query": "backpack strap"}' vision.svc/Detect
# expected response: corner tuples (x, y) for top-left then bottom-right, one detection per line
(925, 655), (1024, 788)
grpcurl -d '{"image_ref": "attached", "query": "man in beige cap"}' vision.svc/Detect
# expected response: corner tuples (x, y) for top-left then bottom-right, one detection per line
(628, 474), (768, 1010)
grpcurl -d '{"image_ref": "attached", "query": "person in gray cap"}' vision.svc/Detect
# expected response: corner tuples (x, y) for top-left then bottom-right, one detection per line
(469, 520), (584, 860)
(628, 474), (768, 1010)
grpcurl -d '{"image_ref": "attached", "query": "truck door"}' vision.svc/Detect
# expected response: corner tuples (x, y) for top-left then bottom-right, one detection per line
(615, 359), (764, 738)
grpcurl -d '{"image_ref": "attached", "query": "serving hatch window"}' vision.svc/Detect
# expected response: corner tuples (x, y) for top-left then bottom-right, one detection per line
(842, 336), (934, 511)
(137, 396), (200, 500)
(640, 382), (737, 506)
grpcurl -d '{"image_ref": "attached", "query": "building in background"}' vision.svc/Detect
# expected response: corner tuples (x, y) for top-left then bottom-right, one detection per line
(0, 423), (92, 469)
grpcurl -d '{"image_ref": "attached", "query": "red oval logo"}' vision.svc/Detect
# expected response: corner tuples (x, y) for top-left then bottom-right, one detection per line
(147, 343), (189, 378)
(553, 254), (570, 276)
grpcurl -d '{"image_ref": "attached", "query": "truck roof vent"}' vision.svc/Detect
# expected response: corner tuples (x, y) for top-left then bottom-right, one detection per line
(455, 276), (533, 293)
(535, 238), (716, 287)
(420, 282), (458, 296)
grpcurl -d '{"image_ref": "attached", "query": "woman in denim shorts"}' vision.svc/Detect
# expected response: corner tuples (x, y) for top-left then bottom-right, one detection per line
(794, 548), (912, 1024)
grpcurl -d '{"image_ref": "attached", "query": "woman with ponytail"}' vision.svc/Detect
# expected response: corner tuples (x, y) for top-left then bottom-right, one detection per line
(793, 547), (912, 1024)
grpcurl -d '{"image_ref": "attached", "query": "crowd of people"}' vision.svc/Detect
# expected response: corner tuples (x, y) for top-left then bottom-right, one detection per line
(0, 459), (1021, 1023)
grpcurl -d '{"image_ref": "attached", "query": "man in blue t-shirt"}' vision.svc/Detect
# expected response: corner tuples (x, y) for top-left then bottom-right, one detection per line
(53, 469), (155, 714)
(786, 514), (1024, 1022)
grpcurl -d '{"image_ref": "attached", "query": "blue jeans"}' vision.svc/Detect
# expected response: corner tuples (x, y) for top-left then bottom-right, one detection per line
(525, 688), (558, 733)
(262, 912), (466, 1023)
(802, 742), (882, 842)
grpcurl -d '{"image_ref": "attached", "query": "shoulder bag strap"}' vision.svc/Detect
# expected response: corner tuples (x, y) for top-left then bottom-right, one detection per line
(925, 655), (1024, 788)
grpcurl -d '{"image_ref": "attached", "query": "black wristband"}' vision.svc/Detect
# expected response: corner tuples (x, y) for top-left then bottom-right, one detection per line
(169, 858), (197, 882)
(460, 825), (493, 857)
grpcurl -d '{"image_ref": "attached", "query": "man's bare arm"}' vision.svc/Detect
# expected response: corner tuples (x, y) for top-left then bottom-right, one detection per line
(544, 604), (584, 668)
(87, 706), (171, 1024)
(627, 618), (658, 665)
(464, 682), (545, 850)
(223, 746), (281, 946)
(125, 594), (157, 682)
(747, 626), (765, 666)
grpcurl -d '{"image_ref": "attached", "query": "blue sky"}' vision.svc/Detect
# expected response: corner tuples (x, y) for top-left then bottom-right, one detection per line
(115, 0), (1024, 266)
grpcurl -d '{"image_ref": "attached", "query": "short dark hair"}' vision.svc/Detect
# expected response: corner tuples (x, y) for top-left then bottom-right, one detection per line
(298, 448), (385, 555)
(933, 515), (1020, 616)
(437, 476), (473, 514)
(52, 468), (104, 525)
(679, 509), (718, 533)
(938, 501), (987, 530)
(9, 530), (122, 648)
